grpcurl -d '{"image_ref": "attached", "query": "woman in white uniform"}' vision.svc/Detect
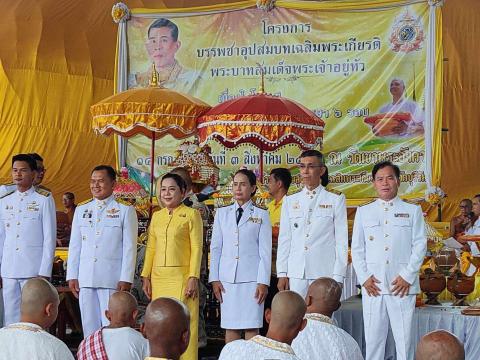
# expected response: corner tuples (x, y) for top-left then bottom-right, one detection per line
(209, 169), (272, 343)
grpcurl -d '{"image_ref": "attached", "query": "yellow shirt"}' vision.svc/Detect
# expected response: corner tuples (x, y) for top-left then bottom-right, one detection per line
(267, 196), (284, 275)
(267, 197), (283, 227)
(141, 204), (203, 279)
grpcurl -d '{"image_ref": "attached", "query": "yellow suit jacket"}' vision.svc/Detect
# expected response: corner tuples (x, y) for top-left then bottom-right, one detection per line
(141, 204), (203, 279)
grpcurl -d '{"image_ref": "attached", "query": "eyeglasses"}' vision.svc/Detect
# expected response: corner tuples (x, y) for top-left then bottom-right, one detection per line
(298, 164), (324, 170)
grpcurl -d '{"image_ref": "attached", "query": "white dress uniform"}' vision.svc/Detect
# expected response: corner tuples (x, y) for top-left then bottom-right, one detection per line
(219, 335), (300, 360)
(0, 187), (56, 325)
(0, 183), (16, 198)
(292, 313), (364, 360)
(209, 200), (272, 329)
(66, 195), (138, 337)
(277, 185), (348, 297)
(351, 197), (426, 360)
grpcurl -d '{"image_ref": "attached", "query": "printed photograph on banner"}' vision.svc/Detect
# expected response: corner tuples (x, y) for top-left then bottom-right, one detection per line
(123, 3), (432, 200)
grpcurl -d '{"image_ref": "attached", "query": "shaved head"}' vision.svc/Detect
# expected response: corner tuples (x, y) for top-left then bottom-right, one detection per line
(106, 291), (138, 326)
(144, 297), (190, 359)
(20, 278), (59, 328)
(21, 278), (59, 315)
(269, 290), (306, 332)
(306, 278), (342, 316)
(416, 330), (464, 360)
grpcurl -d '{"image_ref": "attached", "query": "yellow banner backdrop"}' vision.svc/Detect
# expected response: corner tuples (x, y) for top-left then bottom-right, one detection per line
(120, 1), (440, 202)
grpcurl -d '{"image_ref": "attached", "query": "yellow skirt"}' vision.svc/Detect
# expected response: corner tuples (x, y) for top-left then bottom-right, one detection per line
(151, 266), (199, 360)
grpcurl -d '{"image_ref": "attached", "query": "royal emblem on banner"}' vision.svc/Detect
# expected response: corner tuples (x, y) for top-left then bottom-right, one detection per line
(389, 10), (424, 53)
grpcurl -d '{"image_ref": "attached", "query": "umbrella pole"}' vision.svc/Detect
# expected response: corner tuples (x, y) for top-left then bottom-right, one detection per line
(149, 134), (155, 219)
(259, 148), (264, 185)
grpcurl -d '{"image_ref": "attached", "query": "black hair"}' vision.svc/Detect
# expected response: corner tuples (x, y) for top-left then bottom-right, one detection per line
(161, 173), (187, 192)
(92, 165), (117, 181)
(299, 149), (329, 186)
(28, 153), (43, 162)
(64, 192), (75, 200)
(12, 154), (37, 171)
(270, 168), (292, 191)
(147, 18), (179, 41)
(372, 161), (400, 179)
(474, 194), (480, 200)
(234, 169), (257, 197)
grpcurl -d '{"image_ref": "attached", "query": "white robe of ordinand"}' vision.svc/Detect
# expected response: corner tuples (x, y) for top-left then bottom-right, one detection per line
(0, 322), (74, 360)
(219, 335), (300, 360)
(292, 313), (364, 360)
(351, 197), (426, 360)
(466, 218), (480, 276)
(102, 327), (150, 360)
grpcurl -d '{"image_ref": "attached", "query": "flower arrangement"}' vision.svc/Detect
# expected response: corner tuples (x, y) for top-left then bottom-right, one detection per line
(425, 186), (446, 206)
(256, 0), (276, 12)
(112, 2), (130, 23)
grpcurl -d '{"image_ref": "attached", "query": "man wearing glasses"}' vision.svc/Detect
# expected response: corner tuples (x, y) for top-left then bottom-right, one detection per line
(276, 150), (348, 298)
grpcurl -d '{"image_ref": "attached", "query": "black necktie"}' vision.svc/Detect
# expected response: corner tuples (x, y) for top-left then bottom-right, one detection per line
(236, 207), (244, 225)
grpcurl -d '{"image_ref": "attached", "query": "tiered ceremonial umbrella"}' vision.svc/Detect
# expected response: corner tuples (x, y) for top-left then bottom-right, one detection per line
(197, 79), (325, 182)
(91, 66), (211, 211)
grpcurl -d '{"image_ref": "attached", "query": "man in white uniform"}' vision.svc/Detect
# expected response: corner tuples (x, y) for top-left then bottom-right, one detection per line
(277, 150), (348, 298)
(67, 165), (138, 338)
(219, 291), (306, 360)
(292, 278), (363, 360)
(0, 277), (74, 360)
(0, 154), (56, 325)
(351, 161), (426, 360)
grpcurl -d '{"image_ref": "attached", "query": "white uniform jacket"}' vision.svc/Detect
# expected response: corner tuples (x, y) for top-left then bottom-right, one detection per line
(0, 187), (56, 278)
(351, 197), (426, 294)
(209, 201), (272, 285)
(66, 195), (138, 289)
(277, 185), (348, 282)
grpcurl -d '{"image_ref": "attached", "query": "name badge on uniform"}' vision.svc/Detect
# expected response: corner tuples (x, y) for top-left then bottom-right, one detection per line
(394, 213), (410, 218)
(248, 217), (262, 224)
(318, 204), (333, 209)
(82, 209), (92, 218)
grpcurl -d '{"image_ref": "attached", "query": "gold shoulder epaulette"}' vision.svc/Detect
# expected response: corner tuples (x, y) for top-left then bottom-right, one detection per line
(0, 190), (15, 199)
(35, 188), (51, 197)
(359, 199), (376, 207)
(253, 202), (267, 210)
(402, 198), (418, 205)
(78, 198), (94, 206)
(1, 182), (14, 186)
(116, 198), (132, 206)
(215, 201), (233, 209)
(37, 185), (52, 192)
(326, 187), (342, 196)
(287, 187), (302, 196)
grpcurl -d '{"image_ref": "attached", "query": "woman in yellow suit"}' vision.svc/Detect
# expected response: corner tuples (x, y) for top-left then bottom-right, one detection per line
(141, 173), (203, 360)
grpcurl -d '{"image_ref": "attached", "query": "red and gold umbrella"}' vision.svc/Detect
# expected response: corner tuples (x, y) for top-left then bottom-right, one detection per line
(91, 67), (211, 213)
(197, 90), (324, 181)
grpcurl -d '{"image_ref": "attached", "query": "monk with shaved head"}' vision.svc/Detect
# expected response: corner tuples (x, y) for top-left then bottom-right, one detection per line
(219, 291), (306, 360)
(77, 291), (149, 360)
(143, 297), (191, 360)
(292, 278), (364, 360)
(0, 278), (74, 359)
(416, 330), (465, 360)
